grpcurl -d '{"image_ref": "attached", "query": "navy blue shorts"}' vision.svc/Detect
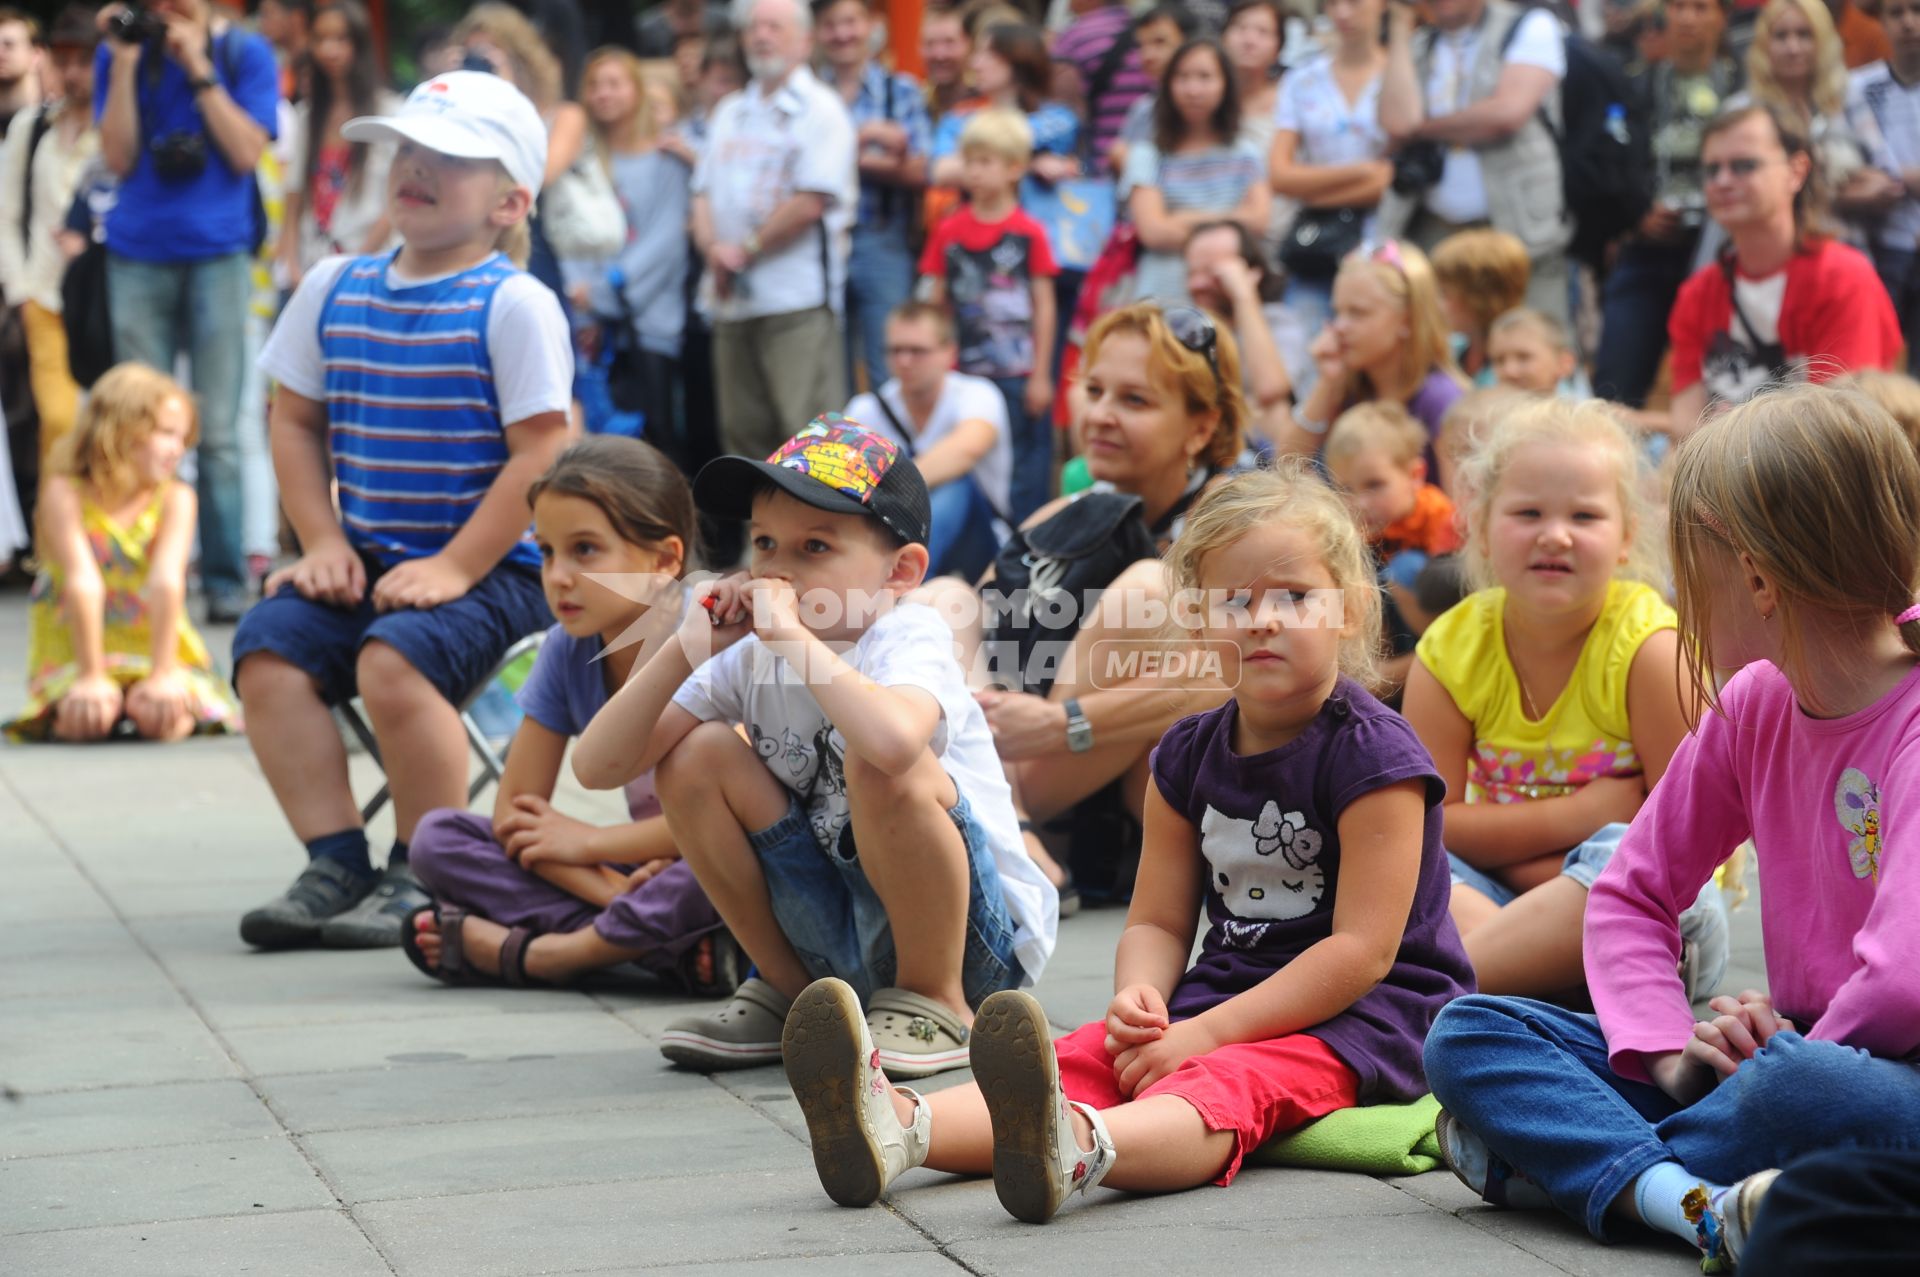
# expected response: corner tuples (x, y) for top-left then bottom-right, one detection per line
(230, 559), (550, 706)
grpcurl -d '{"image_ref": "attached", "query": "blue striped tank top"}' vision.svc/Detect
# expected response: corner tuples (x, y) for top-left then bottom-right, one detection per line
(318, 251), (538, 570)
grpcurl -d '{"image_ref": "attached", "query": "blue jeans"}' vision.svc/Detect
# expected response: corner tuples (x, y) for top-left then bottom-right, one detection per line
(1424, 997), (1920, 1241)
(926, 474), (1002, 582)
(750, 790), (1022, 1007)
(845, 225), (916, 394)
(1592, 237), (1699, 408)
(994, 374), (1051, 525)
(107, 251), (252, 600)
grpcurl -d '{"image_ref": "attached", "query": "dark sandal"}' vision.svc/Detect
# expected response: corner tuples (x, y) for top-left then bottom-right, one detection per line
(402, 903), (553, 988)
(675, 929), (745, 998)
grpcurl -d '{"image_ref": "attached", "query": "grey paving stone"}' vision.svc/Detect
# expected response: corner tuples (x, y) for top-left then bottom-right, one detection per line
(1, 989), (235, 1094)
(0, 916), (175, 1001)
(612, 1254), (968, 1276)
(0, 1209), (390, 1277)
(305, 1098), (811, 1205)
(1455, 1204), (1703, 1276)
(1, 1079), (280, 1158)
(0, 858), (116, 924)
(260, 1049), (717, 1134)
(354, 1171), (937, 1277)
(0, 1136), (335, 1233)
(220, 1008), (645, 1077)
(946, 1208), (1564, 1275)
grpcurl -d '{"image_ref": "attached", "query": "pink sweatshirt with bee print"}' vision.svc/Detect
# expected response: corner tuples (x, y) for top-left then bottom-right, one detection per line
(1586, 661), (1920, 1082)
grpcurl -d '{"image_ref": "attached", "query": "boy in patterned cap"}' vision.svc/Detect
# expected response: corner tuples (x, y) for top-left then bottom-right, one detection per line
(573, 417), (1058, 1076)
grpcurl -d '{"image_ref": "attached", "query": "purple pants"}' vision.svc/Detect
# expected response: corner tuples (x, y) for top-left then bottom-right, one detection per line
(410, 808), (723, 975)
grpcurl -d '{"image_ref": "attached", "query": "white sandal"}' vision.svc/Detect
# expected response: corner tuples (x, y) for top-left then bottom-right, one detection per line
(970, 989), (1116, 1223)
(784, 977), (931, 1207)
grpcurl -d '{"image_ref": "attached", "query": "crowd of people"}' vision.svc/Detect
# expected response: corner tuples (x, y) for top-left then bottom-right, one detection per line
(1, 0), (1918, 1270)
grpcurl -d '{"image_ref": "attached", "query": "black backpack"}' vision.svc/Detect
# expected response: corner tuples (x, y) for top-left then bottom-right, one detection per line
(979, 491), (1159, 698)
(1499, 9), (1653, 272)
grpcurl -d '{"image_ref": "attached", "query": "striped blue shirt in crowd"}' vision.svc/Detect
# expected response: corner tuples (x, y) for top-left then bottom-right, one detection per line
(317, 251), (539, 571)
(848, 61), (933, 232)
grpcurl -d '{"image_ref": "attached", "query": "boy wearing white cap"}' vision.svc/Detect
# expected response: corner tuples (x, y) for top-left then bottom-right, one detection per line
(232, 71), (573, 951)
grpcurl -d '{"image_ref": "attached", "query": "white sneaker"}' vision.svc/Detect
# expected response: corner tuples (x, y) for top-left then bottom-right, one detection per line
(659, 977), (791, 1070)
(968, 989), (1115, 1223)
(783, 977), (931, 1207)
(1434, 1109), (1554, 1210)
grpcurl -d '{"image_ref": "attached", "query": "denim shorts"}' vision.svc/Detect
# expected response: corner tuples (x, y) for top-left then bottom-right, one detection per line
(751, 788), (1023, 1007)
(230, 558), (550, 706)
(1447, 821), (1627, 907)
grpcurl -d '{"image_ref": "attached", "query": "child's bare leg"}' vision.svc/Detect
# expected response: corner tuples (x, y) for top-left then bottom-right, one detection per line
(842, 749), (973, 1021)
(902, 1082), (1231, 1190)
(1448, 881), (1504, 937)
(1463, 875), (1589, 995)
(656, 721), (814, 999)
(357, 640), (468, 844)
(235, 652), (360, 840)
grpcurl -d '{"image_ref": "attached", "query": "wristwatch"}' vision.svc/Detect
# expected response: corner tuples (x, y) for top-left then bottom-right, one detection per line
(189, 75), (218, 95)
(1064, 698), (1094, 753)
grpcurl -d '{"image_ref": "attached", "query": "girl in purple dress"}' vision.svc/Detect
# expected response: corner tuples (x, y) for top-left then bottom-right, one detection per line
(781, 464), (1473, 1221)
(401, 437), (729, 991)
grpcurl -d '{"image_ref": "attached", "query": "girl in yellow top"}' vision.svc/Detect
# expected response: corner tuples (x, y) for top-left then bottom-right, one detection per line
(1402, 399), (1726, 998)
(4, 364), (241, 743)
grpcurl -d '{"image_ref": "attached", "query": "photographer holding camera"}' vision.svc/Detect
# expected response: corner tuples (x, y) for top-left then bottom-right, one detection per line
(1593, 0), (1741, 410)
(1376, 0), (1571, 327)
(95, 0), (279, 622)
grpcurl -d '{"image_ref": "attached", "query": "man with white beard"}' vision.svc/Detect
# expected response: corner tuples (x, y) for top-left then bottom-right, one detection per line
(691, 0), (856, 460)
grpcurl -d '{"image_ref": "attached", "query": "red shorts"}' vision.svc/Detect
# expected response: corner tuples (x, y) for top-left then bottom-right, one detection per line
(1053, 1020), (1360, 1185)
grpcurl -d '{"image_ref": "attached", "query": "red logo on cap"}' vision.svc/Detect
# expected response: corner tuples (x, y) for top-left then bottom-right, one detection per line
(427, 80), (450, 92)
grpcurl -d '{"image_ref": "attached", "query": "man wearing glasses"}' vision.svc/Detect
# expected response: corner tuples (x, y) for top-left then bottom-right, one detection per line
(845, 302), (1011, 580)
(1666, 102), (1899, 436)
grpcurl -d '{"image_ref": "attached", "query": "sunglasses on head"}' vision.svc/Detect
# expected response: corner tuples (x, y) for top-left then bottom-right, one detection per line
(1164, 305), (1222, 396)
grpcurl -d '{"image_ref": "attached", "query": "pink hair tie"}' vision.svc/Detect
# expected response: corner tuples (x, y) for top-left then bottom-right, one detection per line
(1897, 603), (1920, 626)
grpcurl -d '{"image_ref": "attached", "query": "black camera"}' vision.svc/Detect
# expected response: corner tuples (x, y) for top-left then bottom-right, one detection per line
(108, 3), (167, 45)
(1391, 141), (1447, 197)
(150, 130), (209, 181)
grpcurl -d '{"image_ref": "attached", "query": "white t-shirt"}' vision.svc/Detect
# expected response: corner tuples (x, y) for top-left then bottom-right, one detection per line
(670, 603), (1057, 983)
(1423, 10), (1564, 225)
(258, 254), (574, 425)
(845, 372), (1013, 521)
(692, 64), (858, 322)
(1702, 269), (1789, 405)
(1274, 53), (1389, 171)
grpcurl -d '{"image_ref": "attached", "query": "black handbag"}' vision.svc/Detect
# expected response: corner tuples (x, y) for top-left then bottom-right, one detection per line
(60, 239), (114, 389)
(1278, 205), (1368, 281)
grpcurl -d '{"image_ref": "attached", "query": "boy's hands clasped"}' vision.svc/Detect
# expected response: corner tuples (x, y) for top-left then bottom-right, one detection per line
(680, 574), (813, 659)
(1649, 989), (1797, 1104)
(266, 541), (479, 612)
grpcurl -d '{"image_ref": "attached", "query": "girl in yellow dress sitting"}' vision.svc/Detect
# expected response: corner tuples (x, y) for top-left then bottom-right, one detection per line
(5, 364), (241, 742)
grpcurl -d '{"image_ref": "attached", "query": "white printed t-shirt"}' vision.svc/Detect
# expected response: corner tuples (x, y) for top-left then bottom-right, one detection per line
(1423, 9), (1564, 226)
(846, 372), (1013, 521)
(692, 64), (858, 322)
(670, 602), (1057, 982)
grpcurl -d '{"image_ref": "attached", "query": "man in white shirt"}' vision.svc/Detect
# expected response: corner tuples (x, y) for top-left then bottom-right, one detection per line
(691, 0), (858, 460)
(1378, 0), (1573, 324)
(845, 302), (1010, 580)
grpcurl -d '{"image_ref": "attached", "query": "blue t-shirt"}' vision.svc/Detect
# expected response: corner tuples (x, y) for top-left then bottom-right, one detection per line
(1150, 679), (1474, 1102)
(93, 30), (280, 262)
(515, 624), (660, 821)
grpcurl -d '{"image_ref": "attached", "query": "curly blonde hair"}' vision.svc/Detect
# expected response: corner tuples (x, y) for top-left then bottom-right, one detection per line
(1459, 396), (1662, 594)
(57, 362), (198, 496)
(1165, 461), (1384, 690)
(453, 3), (562, 111)
(1747, 0), (1848, 123)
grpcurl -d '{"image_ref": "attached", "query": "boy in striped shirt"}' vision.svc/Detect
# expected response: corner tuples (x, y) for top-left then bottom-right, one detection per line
(233, 72), (571, 951)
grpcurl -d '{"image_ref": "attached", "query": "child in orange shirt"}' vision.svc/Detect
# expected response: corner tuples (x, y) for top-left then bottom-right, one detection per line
(1326, 402), (1460, 662)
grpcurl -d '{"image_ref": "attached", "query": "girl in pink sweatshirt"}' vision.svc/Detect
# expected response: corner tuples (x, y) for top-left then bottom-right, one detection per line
(1421, 383), (1920, 1272)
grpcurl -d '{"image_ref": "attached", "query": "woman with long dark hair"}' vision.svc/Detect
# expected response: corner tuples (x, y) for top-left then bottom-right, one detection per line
(278, 1), (399, 289)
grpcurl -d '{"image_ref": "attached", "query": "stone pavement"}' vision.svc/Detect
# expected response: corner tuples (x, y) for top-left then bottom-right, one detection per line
(0, 596), (1762, 1275)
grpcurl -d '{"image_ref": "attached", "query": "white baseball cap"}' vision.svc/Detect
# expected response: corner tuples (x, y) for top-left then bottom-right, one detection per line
(343, 71), (549, 197)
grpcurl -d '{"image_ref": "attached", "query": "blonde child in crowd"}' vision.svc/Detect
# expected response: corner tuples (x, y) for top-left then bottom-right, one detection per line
(1402, 399), (1729, 999)
(920, 108), (1059, 523)
(1425, 384), (1920, 1271)
(572, 418), (1055, 1077)
(3, 364), (239, 743)
(1487, 308), (1587, 399)
(231, 73), (570, 950)
(1836, 369), (1920, 457)
(1430, 229), (1531, 385)
(401, 437), (730, 993)
(781, 466), (1473, 1221)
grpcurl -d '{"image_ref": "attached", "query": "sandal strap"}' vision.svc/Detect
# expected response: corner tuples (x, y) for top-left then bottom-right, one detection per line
(1064, 1100), (1117, 1197)
(498, 927), (536, 988)
(439, 906), (469, 980)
